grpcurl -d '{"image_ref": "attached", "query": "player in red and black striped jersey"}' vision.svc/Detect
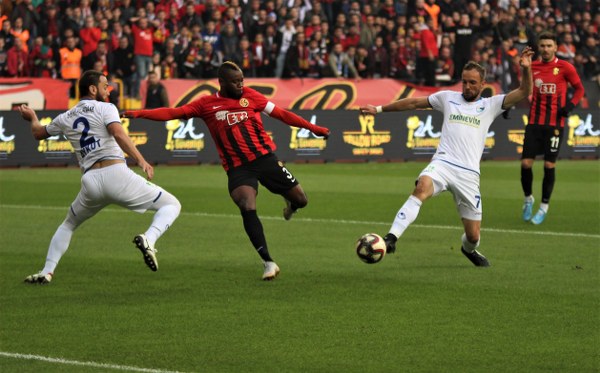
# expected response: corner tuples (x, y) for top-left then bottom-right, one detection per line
(521, 32), (584, 225)
(124, 61), (330, 280)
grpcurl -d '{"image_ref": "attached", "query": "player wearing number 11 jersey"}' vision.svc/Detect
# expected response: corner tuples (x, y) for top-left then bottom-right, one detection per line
(19, 70), (181, 284)
(124, 61), (330, 280)
(520, 32), (584, 225)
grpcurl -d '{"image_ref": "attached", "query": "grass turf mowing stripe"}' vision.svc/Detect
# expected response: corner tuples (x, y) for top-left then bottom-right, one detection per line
(2, 203), (599, 239)
(0, 351), (187, 373)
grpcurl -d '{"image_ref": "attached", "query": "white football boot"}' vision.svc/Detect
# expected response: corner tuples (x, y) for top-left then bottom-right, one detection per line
(262, 261), (280, 281)
(133, 234), (158, 271)
(24, 272), (53, 284)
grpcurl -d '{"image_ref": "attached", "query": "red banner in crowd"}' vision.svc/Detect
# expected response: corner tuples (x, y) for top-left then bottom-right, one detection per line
(144, 78), (504, 110)
(0, 78), (71, 110)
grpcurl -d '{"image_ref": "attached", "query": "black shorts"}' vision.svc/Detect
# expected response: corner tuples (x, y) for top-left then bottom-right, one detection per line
(522, 125), (564, 162)
(227, 153), (299, 194)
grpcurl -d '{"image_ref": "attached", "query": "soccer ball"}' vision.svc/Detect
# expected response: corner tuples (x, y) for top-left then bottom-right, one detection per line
(356, 233), (387, 264)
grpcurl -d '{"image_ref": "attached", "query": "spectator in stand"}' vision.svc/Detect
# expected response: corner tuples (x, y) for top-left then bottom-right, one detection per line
(485, 54), (502, 83)
(198, 40), (222, 78)
(305, 14), (322, 41)
(7, 37), (29, 77)
(275, 15), (296, 78)
(370, 36), (389, 78)
(180, 1), (203, 31)
(0, 20), (14, 50)
(29, 36), (56, 78)
(248, 8), (269, 43)
(306, 37), (326, 78)
(145, 70), (169, 109)
(0, 37), (7, 77)
(10, 0), (38, 36)
(416, 18), (438, 86)
(283, 31), (309, 78)
(251, 33), (269, 78)
(112, 36), (135, 98)
(435, 45), (454, 85)
(59, 36), (82, 97)
(450, 13), (479, 82)
(98, 17), (111, 41)
(109, 21), (124, 52)
(83, 40), (112, 76)
(423, 0), (440, 31)
(181, 36), (203, 78)
(152, 7), (170, 55)
(131, 17), (154, 99)
(233, 36), (255, 78)
(557, 32), (576, 64)
(80, 16), (102, 59)
(220, 22), (239, 62)
(328, 41), (360, 80)
(39, 4), (61, 41)
(360, 14), (378, 49)
(10, 17), (29, 53)
(120, 0), (136, 22)
(161, 53), (179, 79)
(580, 36), (599, 80)
(354, 44), (372, 79)
(202, 20), (221, 50)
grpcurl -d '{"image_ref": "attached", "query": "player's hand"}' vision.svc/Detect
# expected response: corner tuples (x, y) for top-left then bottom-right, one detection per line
(519, 46), (534, 68)
(311, 125), (330, 139)
(359, 105), (378, 115)
(139, 160), (154, 180)
(558, 101), (575, 117)
(18, 104), (36, 122)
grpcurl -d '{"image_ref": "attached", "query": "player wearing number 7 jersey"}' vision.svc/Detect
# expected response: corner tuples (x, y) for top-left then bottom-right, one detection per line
(123, 61), (330, 280)
(360, 47), (534, 267)
(19, 70), (181, 284)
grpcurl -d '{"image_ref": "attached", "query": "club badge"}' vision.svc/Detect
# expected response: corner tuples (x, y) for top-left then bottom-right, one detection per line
(239, 98), (249, 107)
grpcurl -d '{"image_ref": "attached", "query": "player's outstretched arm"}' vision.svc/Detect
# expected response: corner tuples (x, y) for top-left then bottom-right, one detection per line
(268, 106), (330, 138)
(359, 97), (431, 115)
(108, 122), (154, 180)
(122, 107), (188, 121)
(502, 46), (534, 110)
(19, 104), (50, 140)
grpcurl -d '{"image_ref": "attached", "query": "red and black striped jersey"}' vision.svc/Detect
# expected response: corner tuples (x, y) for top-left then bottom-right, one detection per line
(181, 87), (276, 171)
(529, 57), (584, 128)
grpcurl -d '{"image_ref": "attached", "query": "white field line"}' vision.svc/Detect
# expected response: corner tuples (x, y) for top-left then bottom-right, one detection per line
(0, 351), (188, 373)
(1, 204), (599, 239)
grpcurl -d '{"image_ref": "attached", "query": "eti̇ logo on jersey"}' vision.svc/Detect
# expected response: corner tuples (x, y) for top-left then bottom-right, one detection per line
(165, 118), (205, 157)
(343, 114), (391, 155)
(567, 113), (600, 151)
(0, 116), (16, 159)
(37, 116), (75, 159)
(289, 115), (327, 155)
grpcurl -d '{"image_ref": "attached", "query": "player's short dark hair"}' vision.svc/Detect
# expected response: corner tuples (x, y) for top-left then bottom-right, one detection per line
(538, 31), (556, 44)
(218, 61), (242, 80)
(78, 70), (104, 97)
(463, 61), (486, 81)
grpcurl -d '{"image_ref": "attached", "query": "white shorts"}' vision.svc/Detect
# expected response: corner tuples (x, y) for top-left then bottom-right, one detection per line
(68, 163), (172, 226)
(419, 160), (482, 221)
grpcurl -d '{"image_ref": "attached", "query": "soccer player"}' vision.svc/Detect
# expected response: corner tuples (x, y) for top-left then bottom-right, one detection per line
(359, 47), (534, 267)
(123, 61), (330, 280)
(520, 32), (585, 225)
(20, 70), (181, 284)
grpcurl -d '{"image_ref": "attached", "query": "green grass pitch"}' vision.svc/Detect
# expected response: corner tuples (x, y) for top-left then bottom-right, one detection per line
(1, 160), (598, 373)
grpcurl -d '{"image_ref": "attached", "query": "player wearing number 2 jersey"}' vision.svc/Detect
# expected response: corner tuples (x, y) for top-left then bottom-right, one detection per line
(124, 61), (330, 281)
(360, 47), (534, 267)
(520, 32), (585, 225)
(19, 70), (181, 284)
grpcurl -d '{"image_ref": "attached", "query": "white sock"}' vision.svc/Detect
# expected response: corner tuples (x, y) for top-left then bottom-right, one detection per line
(145, 204), (180, 245)
(461, 233), (480, 253)
(525, 195), (534, 203)
(389, 195), (422, 238)
(539, 203), (549, 213)
(42, 223), (74, 275)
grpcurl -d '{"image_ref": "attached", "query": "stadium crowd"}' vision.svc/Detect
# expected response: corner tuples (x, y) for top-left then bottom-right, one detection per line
(0, 0), (598, 100)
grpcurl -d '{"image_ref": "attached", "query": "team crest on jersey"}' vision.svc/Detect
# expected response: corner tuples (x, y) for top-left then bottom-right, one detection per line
(553, 67), (559, 75)
(239, 98), (249, 107)
(226, 111), (249, 126)
(554, 129), (560, 136)
(476, 106), (485, 113)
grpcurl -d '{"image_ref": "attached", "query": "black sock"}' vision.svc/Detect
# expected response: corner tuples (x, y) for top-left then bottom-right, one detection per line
(521, 166), (533, 197)
(241, 210), (273, 262)
(542, 167), (555, 204)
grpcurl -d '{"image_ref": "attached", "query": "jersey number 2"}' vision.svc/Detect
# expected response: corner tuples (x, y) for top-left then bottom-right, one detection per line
(73, 117), (97, 148)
